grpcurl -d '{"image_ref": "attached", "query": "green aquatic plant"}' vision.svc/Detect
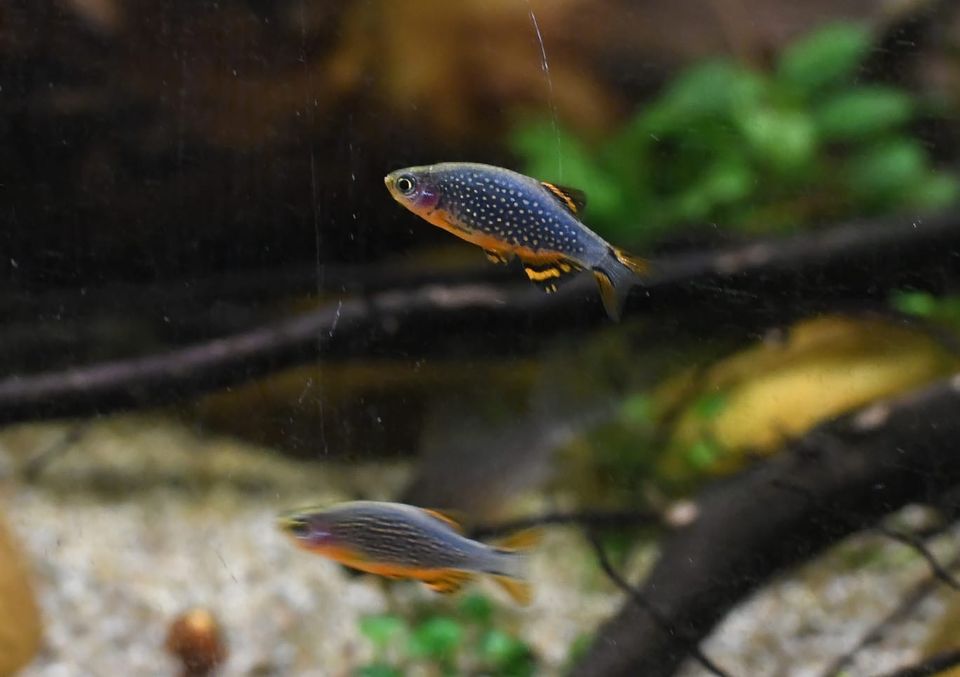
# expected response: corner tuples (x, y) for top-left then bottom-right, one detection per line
(891, 290), (960, 330)
(511, 22), (958, 244)
(356, 593), (537, 676)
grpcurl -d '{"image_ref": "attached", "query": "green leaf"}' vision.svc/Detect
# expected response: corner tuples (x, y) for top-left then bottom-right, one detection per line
(737, 106), (816, 172)
(778, 22), (871, 94)
(641, 61), (764, 134)
(480, 629), (535, 675)
(890, 291), (938, 317)
(694, 391), (728, 419)
(407, 617), (463, 661)
(359, 615), (405, 650)
(903, 173), (960, 211)
(848, 139), (927, 199)
(357, 665), (403, 677)
(814, 87), (913, 140)
(457, 593), (493, 625)
(620, 394), (654, 426)
(687, 439), (722, 469)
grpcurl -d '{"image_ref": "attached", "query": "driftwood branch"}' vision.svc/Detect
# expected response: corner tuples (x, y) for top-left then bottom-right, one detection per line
(571, 374), (960, 677)
(585, 530), (732, 677)
(1, 212), (959, 424)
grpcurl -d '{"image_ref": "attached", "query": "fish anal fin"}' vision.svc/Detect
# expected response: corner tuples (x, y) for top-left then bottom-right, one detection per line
(594, 270), (624, 322)
(492, 575), (532, 606)
(423, 570), (473, 595)
(421, 508), (465, 533)
(491, 528), (541, 551)
(540, 181), (587, 214)
(483, 249), (510, 265)
(523, 258), (579, 294)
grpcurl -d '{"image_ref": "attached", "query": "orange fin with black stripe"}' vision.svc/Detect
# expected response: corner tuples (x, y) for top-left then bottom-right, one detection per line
(484, 249), (511, 265)
(423, 569), (473, 595)
(540, 182), (587, 214)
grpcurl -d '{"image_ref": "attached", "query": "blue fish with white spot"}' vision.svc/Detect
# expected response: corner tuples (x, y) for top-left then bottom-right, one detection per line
(384, 162), (647, 320)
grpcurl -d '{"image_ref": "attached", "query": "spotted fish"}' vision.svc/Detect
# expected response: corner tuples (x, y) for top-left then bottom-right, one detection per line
(384, 162), (647, 320)
(278, 500), (537, 605)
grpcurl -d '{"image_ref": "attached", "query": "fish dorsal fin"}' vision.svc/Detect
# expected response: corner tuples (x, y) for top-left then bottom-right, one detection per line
(421, 508), (465, 533)
(424, 569), (473, 595)
(540, 181), (587, 214)
(492, 575), (533, 606)
(483, 249), (510, 265)
(491, 528), (542, 551)
(522, 259), (581, 294)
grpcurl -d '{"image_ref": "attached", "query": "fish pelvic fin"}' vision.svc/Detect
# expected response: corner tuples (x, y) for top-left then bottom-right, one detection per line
(522, 258), (581, 294)
(492, 574), (533, 606)
(423, 569), (473, 595)
(593, 248), (648, 322)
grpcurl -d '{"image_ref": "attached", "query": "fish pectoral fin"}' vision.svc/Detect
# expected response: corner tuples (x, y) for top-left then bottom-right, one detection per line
(522, 259), (579, 294)
(540, 181), (587, 214)
(421, 508), (466, 533)
(491, 575), (532, 606)
(483, 249), (511, 265)
(423, 570), (473, 595)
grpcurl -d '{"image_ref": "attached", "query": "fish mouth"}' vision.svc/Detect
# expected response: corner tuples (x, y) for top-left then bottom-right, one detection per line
(383, 174), (395, 191)
(276, 511), (309, 535)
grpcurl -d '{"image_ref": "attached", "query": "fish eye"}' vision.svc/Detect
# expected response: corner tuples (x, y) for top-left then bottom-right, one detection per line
(395, 174), (417, 195)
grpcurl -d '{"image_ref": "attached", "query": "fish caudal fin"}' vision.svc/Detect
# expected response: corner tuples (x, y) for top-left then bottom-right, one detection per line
(593, 248), (649, 322)
(486, 528), (540, 606)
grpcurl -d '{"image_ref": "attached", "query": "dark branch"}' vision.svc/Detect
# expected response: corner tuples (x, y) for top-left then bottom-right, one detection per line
(585, 530), (733, 677)
(876, 524), (960, 590)
(1, 212), (960, 424)
(572, 374), (960, 677)
(469, 509), (663, 541)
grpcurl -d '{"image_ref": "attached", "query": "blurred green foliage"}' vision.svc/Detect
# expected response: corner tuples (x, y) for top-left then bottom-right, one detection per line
(356, 594), (537, 676)
(891, 290), (960, 329)
(511, 22), (958, 243)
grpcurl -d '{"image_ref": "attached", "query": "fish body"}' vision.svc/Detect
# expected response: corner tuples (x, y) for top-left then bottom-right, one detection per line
(278, 500), (535, 604)
(384, 162), (647, 320)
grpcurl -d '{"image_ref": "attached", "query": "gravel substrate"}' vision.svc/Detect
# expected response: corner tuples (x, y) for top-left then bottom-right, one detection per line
(0, 416), (955, 676)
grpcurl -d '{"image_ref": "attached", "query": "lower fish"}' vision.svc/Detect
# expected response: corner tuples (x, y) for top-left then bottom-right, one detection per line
(384, 162), (648, 320)
(278, 500), (538, 605)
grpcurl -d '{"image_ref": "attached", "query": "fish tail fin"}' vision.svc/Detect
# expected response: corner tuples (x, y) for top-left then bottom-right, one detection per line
(613, 247), (649, 276)
(485, 528), (540, 605)
(593, 248), (648, 322)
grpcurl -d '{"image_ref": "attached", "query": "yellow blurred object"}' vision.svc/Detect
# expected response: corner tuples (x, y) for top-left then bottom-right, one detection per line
(657, 315), (959, 481)
(0, 512), (43, 674)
